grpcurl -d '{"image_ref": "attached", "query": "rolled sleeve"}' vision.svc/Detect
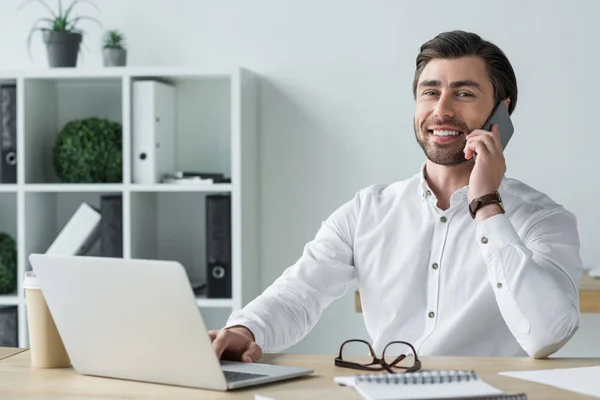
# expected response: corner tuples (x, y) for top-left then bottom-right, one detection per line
(475, 208), (583, 358)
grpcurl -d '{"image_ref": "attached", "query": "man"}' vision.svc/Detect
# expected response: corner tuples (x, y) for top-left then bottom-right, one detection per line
(210, 30), (583, 362)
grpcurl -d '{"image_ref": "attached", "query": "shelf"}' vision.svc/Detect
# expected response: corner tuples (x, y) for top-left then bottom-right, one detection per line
(23, 77), (123, 184)
(25, 184), (124, 192)
(129, 76), (232, 184)
(0, 296), (19, 306)
(0, 185), (17, 193)
(24, 192), (117, 263)
(129, 183), (232, 192)
(0, 66), (233, 80)
(130, 191), (216, 291)
(0, 66), (260, 348)
(22, 183), (232, 193)
(196, 297), (233, 308)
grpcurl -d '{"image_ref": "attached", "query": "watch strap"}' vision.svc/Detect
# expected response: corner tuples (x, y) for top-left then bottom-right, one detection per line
(469, 191), (504, 219)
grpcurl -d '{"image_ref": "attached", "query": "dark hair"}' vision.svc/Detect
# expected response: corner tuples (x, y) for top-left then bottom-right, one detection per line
(413, 30), (518, 115)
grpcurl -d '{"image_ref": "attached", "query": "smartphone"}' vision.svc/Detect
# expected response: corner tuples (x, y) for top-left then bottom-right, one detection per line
(481, 100), (514, 149)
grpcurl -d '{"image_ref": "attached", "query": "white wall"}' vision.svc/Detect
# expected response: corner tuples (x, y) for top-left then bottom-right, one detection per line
(2, 0), (599, 356)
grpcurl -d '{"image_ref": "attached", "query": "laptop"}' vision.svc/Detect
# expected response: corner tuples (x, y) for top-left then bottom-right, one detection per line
(28, 253), (313, 391)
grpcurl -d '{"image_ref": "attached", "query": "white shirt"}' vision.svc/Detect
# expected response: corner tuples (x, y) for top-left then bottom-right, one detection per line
(225, 167), (583, 358)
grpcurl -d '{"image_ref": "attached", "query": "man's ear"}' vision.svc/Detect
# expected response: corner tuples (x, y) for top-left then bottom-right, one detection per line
(503, 97), (510, 110)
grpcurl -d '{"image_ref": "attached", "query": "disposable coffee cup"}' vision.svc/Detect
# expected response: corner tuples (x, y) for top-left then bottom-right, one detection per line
(23, 271), (71, 368)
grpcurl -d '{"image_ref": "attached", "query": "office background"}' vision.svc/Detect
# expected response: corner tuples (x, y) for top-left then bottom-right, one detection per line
(0, 0), (598, 356)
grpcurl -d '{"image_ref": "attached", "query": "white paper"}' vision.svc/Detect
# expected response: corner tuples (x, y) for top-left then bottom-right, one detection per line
(334, 375), (501, 400)
(356, 380), (500, 400)
(333, 376), (357, 387)
(500, 366), (600, 398)
(589, 267), (600, 278)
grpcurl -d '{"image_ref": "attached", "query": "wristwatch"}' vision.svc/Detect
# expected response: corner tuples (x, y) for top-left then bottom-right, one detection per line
(469, 191), (505, 219)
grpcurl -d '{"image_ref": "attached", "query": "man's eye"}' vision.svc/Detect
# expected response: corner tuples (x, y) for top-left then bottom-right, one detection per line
(458, 92), (473, 97)
(423, 91), (437, 96)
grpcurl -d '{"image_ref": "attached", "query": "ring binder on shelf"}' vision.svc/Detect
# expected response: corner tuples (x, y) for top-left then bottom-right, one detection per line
(335, 370), (527, 400)
(0, 83), (17, 184)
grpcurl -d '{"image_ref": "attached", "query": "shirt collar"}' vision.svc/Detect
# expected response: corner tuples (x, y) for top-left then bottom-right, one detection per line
(418, 162), (430, 200)
(417, 162), (471, 203)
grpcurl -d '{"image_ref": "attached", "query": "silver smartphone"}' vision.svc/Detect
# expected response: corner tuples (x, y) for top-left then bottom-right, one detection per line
(481, 100), (514, 149)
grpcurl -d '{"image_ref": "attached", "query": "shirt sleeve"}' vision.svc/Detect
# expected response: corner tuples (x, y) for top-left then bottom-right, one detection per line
(476, 208), (583, 358)
(223, 193), (359, 353)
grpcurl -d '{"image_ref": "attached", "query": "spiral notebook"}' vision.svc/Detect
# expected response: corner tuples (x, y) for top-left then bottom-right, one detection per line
(334, 370), (527, 400)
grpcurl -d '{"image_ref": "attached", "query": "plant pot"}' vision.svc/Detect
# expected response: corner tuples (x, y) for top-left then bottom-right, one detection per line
(103, 48), (127, 67)
(43, 31), (82, 68)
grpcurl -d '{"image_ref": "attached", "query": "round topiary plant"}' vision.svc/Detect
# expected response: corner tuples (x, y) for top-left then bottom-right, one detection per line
(53, 117), (123, 183)
(0, 233), (17, 295)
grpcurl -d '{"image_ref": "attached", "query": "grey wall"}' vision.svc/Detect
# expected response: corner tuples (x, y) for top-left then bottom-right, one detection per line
(2, 0), (598, 356)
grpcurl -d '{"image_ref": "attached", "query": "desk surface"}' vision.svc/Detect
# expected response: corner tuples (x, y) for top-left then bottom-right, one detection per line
(580, 272), (600, 312)
(0, 349), (599, 399)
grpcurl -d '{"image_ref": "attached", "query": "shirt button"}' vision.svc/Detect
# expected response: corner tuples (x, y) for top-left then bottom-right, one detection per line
(440, 216), (447, 223)
(497, 282), (503, 289)
(427, 190), (432, 196)
(432, 263), (439, 270)
(481, 237), (488, 244)
(428, 311), (435, 318)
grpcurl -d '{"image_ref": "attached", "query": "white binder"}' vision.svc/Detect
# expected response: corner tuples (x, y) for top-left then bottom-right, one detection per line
(46, 203), (101, 255)
(132, 80), (176, 184)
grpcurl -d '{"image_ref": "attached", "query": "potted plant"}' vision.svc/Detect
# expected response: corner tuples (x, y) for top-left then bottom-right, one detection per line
(53, 117), (123, 183)
(102, 30), (126, 67)
(20, 0), (102, 68)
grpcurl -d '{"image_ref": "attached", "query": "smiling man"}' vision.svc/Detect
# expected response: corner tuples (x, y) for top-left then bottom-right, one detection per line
(210, 30), (583, 362)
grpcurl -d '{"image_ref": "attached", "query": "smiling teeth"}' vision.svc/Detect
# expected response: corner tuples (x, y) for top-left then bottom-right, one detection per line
(433, 130), (461, 137)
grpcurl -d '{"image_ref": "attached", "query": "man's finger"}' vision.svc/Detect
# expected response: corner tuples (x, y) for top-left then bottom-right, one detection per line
(208, 330), (218, 342)
(465, 139), (489, 160)
(467, 135), (495, 154)
(241, 342), (262, 363)
(488, 124), (501, 148)
(476, 134), (497, 155)
(212, 334), (229, 359)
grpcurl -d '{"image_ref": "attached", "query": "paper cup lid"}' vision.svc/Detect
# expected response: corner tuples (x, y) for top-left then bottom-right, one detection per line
(23, 271), (40, 290)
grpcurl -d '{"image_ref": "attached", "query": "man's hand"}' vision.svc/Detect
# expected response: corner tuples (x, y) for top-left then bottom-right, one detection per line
(464, 124), (506, 219)
(209, 326), (262, 363)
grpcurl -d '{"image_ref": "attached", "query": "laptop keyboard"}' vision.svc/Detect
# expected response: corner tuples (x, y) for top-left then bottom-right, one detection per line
(223, 370), (269, 382)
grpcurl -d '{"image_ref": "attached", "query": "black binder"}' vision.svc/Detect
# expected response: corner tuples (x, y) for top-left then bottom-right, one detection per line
(0, 84), (17, 184)
(100, 194), (123, 258)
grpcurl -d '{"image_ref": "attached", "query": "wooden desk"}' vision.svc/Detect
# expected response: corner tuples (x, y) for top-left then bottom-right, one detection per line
(355, 272), (600, 313)
(580, 272), (600, 312)
(0, 348), (598, 399)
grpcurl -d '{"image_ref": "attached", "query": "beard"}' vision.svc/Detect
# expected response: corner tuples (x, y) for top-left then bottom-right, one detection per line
(414, 116), (472, 166)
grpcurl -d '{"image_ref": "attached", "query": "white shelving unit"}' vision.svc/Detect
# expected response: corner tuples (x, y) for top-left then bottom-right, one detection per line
(0, 66), (260, 348)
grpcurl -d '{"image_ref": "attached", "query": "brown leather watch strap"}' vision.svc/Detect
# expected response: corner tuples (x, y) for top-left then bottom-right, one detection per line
(469, 191), (505, 219)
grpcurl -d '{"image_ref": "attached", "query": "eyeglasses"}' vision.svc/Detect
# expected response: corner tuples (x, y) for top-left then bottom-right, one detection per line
(335, 339), (421, 374)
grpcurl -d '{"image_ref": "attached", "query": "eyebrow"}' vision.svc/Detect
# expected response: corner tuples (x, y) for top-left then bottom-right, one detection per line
(419, 80), (481, 89)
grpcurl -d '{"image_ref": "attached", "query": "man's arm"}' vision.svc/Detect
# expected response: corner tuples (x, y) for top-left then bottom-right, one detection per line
(476, 206), (583, 358)
(222, 192), (360, 353)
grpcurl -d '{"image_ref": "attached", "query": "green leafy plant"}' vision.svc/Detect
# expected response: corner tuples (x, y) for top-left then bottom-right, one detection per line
(103, 30), (126, 50)
(53, 117), (122, 183)
(0, 233), (17, 295)
(19, 0), (102, 56)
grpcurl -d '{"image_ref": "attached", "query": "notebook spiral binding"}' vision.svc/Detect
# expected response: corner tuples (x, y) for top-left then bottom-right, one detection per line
(353, 370), (528, 399)
(355, 369), (479, 385)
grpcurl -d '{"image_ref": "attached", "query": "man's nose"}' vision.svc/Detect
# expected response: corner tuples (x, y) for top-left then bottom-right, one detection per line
(434, 94), (455, 118)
